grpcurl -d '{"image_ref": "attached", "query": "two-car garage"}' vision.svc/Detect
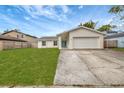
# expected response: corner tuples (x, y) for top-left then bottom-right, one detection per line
(73, 37), (99, 49)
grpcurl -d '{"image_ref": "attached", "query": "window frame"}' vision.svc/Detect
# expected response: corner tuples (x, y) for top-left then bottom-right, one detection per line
(21, 34), (24, 38)
(53, 40), (57, 46)
(17, 35), (19, 38)
(42, 41), (46, 46)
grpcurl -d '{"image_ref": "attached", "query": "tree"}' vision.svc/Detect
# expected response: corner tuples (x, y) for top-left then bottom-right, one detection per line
(97, 24), (112, 31)
(108, 6), (124, 31)
(109, 5), (124, 20)
(109, 6), (123, 14)
(83, 20), (96, 29)
(4, 29), (9, 33)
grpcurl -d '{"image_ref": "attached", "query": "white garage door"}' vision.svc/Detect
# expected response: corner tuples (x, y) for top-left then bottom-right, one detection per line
(73, 37), (99, 49)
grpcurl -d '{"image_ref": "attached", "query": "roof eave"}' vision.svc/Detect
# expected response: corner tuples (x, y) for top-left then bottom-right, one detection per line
(2, 30), (37, 38)
(57, 26), (105, 36)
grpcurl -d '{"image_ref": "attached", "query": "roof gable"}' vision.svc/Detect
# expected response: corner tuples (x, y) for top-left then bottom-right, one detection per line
(2, 30), (37, 38)
(57, 26), (105, 36)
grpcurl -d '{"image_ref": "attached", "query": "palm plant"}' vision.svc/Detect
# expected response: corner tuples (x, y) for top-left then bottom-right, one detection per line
(109, 6), (123, 14)
(109, 5), (124, 20)
(108, 6), (124, 31)
(83, 20), (96, 29)
(97, 24), (112, 31)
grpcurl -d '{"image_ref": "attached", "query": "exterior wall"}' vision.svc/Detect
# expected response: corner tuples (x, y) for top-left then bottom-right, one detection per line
(106, 37), (124, 48)
(0, 41), (3, 50)
(58, 36), (61, 49)
(3, 31), (38, 48)
(68, 28), (104, 49)
(38, 40), (58, 48)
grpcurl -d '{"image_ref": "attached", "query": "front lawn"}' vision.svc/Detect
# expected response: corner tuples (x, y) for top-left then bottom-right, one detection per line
(111, 48), (124, 51)
(0, 48), (59, 86)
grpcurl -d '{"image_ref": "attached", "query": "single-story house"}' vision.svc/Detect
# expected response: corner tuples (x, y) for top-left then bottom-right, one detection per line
(38, 36), (58, 48)
(105, 32), (124, 48)
(57, 25), (104, 49)
(0, 35), (29, 50)
(38, 25), (105, 49)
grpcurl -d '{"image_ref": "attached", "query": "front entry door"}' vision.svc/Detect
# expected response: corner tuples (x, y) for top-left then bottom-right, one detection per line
(62, 41), (67, 48)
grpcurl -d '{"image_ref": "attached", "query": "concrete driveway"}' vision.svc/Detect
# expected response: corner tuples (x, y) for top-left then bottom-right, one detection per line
(54, 49), (124, 87)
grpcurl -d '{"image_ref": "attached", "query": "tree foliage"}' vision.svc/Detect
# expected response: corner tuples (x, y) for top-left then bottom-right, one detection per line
(109, 5), (124, 20)
(4, 29), (9, 33)
(108, 6), (124, 31)
(97, 24), (112, 31)
(109, 5), (124, 14)
(83, 20), (96, 29)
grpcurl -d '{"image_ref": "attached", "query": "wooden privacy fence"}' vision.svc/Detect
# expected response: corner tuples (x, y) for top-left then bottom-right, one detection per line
(104, 40), (118, 48)
(2, 41), (31, 50)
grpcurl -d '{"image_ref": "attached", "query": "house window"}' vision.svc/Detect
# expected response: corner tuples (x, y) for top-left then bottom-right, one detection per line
(17, 35), (19, 38)
(42, 41), (46, 46)
(53, 41), (57, 46)
(21, 34), (24, 38)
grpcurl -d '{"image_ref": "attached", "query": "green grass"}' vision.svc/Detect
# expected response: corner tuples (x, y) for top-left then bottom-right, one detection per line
(112, 48), (124, 51)
(0, 48), (59, 86)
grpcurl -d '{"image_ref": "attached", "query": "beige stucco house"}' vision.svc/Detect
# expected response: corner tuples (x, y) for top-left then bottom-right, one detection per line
(38, 36), (58, 48)
(38, 25), (105, 49)
(2, 29), (38, 48)
(57, 25), (105, 49)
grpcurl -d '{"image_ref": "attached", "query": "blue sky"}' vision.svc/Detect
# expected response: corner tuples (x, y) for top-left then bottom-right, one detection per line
(0, 5), (114, 37)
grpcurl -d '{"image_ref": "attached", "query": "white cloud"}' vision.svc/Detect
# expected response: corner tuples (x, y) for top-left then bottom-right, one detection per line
(78, 5), (83, 9)
(16, 5), (70, 22)
(60, 5), (69, 13)
(24, 16), (30, 20)
(0, 14), (18, 26)
(7, 8), (11, 12)
(103, 15), (124, 31)
(101, 17), (113, 25)
(0, 13), (42, 35)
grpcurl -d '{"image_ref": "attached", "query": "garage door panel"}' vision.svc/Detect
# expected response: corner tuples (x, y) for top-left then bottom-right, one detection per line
(73, 37), (98, 48)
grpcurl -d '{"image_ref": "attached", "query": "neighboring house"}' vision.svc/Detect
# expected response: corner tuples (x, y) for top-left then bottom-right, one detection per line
(102, 31), (118, 36)
(2, 29), (38, 48)
(57, 25), (105, 49)
(38, 36), (58, 48)
(105, 32), (124, 48)
(0, 35), (29, 50)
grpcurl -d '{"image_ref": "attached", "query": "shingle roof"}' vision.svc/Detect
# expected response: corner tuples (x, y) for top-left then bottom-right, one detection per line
(105, 32), (124, 39)
(107, 31), (118, 33)
(2, 29), (37, 38)
(101, 30), (118, 33)
(0, 35), (27, 42)
(39, 36), (58, 41)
